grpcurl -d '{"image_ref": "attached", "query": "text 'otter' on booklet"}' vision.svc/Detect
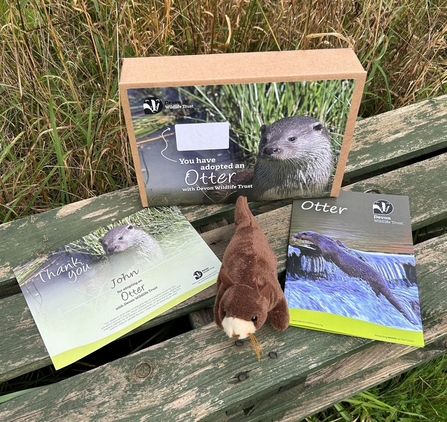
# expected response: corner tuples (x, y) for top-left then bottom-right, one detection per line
(13, 207), (221, 370)
(284, 190), (424, 347)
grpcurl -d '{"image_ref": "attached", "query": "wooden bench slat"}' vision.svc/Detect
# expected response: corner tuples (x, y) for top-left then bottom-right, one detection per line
(229, 324), (447, 421)
(346, 152), (447, 230)
(0, 324), (369, 421)
(1, 233), (445, 420)
(2, 95), (446, 292)
(0, 294), (49, 382)
(345, 95), (447, 180)
(1, 151), (445, 383)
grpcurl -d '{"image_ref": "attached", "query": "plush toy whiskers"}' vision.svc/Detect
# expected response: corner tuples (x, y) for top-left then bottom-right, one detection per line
(214, 196), (289, 359)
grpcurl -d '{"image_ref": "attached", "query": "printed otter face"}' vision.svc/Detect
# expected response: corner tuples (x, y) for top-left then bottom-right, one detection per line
(99, 224), (136, 254)
(293, 231), (338, 257)
(294, 231), (318, 242)
(258, 116), (330, 161)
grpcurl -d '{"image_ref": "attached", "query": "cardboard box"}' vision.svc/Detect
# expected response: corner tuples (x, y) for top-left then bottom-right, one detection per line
(119, 49), (366, 207)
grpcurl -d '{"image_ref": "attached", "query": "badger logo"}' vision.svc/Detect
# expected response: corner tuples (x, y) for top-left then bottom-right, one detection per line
(373, 199), (394, 215)
(193, 271), (203, 280)
(143, 97), (164, 115)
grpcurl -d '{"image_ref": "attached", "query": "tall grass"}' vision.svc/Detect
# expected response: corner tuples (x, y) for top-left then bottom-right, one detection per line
(201, 80), (354, 154)
(305, 353), (447, 421)
(0, 0), (446, 417)
(1, 0), (446, 222)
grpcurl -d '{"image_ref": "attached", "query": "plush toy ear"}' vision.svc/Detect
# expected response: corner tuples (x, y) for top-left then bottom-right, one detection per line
(218, 267), (235, 290)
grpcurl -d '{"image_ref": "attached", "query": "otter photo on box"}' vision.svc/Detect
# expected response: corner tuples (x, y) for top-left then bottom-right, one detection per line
(127, 78), (355, 206)
(251, 115), (334, 200)
(223, 115), (334, 201)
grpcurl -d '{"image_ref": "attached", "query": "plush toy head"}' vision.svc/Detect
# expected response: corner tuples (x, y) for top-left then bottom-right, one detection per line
(216, 267), (272, 339)
(214, 196), (289, 345)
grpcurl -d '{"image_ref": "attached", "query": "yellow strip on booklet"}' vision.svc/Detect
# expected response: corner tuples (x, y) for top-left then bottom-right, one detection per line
(51, 278), (217, 370)
(289, 309), (424, 347)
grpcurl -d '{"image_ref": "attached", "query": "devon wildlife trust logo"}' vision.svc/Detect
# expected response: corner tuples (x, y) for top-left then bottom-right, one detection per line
(373, 199), (394, 215)
(143, 97), (164, 115)
(193, 271), (203, 280)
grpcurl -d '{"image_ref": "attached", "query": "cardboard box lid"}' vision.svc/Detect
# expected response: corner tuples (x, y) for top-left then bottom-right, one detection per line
(119, 49), (366, 88)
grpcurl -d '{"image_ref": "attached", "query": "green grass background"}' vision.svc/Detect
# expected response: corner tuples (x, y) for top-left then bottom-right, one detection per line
(1, 1), (446, 419)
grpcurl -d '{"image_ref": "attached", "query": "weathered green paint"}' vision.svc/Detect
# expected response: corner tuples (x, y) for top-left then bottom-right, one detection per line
(346, 153), (447, 230)
(1, 95), (447, 420)
(230, 331), (447, 421)
(0, 294), (50, 382)
(345, 95), (447, 180)
(0, 235), (446, 420)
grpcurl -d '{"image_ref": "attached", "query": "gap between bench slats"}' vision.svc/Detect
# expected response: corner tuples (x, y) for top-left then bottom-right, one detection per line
(0, 233), (446, 421)
(1, 151), (447, 384)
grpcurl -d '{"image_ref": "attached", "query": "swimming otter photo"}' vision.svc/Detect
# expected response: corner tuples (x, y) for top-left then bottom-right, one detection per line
(293, 231), (416, 324)
(252, 116), (334, 200)
(100, 224), (163, 263)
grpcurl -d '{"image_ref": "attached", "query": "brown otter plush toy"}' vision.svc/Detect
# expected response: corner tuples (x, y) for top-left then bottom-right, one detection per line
(214, 196), (289, 354)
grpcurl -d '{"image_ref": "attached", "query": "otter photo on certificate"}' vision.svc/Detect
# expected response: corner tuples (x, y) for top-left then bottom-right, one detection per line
(124, 79), (356, 206)
(13, 207), (221, 370)
(284, 191), (424, 347)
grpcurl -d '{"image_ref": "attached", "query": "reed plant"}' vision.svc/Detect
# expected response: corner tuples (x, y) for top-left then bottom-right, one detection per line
(1, 0), (446, 418)
(1, 0), (446, 222)
(305, 353), (447, 421)
(134, 80), (353, 156)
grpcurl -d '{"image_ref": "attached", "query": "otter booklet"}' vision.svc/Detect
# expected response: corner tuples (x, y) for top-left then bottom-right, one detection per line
(13, 207), (221, 370)
(119, 50), (366, 206)
(284, 190), (424, 347)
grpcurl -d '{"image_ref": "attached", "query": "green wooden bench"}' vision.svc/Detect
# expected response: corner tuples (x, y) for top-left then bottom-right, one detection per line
(1, 95), (447, 421)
